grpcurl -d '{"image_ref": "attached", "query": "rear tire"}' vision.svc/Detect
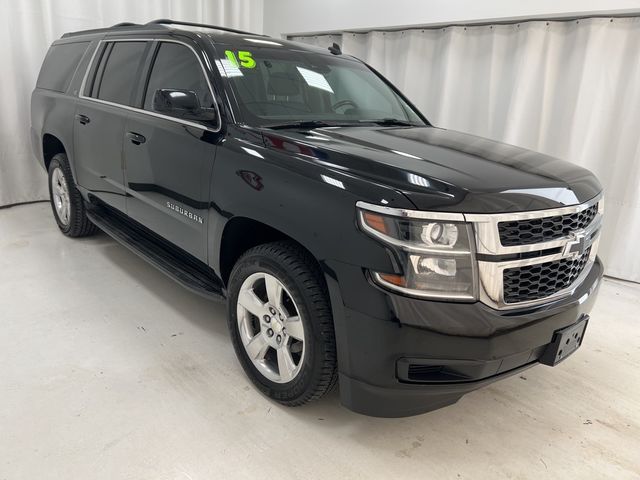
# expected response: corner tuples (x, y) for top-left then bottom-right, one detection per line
(47, 153), (98, 237)
(227, 241), (338, 406)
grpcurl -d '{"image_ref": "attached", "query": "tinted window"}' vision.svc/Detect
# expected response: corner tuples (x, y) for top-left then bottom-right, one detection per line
(215, 44), (423, 127)
(95, 42), (147, 105)
(144, 42), (214, 112)
(37, 42), (89, 92)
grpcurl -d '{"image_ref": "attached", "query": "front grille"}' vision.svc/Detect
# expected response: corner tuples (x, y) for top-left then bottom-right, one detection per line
(498, 203), (598, 246)
(503, 247), (592, 304)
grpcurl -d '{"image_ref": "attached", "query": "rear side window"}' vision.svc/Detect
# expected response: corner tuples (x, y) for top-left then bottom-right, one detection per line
(143, 42), (214, 111)
(36, 42), (89, 92)
(93, 41), (147, 106)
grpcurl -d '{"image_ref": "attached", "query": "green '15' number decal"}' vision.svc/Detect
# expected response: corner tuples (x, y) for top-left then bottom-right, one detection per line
(225, 50), (256, 68)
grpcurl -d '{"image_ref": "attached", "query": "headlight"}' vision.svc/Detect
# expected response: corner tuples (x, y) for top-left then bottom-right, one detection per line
(357, 203), (478, 301)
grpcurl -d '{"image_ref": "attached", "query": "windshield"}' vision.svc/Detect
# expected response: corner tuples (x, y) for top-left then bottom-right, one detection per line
(213, 43), (425, 127)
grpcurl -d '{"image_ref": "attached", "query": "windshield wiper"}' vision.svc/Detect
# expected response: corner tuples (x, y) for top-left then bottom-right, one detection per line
(264, 118), (420, 130)
(360, 118), (418, 126)
(265, 120), (341, 130)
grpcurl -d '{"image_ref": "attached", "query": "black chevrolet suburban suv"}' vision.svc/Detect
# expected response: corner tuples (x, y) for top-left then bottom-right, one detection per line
(31, 19), (604, 417)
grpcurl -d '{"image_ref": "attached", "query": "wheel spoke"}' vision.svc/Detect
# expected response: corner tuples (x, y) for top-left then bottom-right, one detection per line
(51, 168), (71, 226)
(277, 347), (297, 382)
(237, 288), (265, 317)
(284, 316), (304, 341)
(245, 334), (269, 360)
(236, 271), (306, 384)
(265, 274), (283, 309)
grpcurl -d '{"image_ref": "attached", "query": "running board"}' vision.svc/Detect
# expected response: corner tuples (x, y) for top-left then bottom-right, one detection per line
(87, 205), (225, 302)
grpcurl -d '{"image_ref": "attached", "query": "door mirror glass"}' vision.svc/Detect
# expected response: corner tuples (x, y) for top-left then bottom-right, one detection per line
(152, 88), (217, 122)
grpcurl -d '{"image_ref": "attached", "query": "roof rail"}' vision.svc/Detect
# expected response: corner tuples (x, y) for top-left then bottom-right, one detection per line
(146, 19), (266, 37)
(60, 18), (267, 40)
(61, 22), (164, 38)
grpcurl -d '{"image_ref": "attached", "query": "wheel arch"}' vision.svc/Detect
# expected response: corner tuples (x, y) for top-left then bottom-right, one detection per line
(42, 133), (67, 172)
(218, 216), (323, 288)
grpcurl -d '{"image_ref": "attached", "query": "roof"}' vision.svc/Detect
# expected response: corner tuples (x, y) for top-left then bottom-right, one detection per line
(61, 19), (264, 39)
(60, 18), (335, 56)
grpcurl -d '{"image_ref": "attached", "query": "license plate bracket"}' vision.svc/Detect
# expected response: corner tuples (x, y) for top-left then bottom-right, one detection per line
(539, 316), (589, 366)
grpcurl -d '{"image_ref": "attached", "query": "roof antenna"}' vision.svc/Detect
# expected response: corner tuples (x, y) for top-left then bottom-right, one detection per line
(328, 42), (342, 55)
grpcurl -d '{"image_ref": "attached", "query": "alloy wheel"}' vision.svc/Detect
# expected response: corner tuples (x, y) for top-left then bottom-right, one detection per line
(236, 272), (306, 383)
(51, 167), (70, 226)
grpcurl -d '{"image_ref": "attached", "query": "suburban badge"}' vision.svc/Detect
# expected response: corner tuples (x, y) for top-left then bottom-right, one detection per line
(166, 201), (203, 224)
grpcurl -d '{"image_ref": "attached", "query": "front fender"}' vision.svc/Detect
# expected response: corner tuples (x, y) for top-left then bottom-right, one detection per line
(207, 127), (414, 277)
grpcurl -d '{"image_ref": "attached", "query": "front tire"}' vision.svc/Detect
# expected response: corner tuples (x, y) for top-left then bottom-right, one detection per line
(47, 153), (98, 237)
(227, 241), (338, 406)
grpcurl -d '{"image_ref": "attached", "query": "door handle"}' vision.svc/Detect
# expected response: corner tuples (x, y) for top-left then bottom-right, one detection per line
(75, 114), (90, 125)
(126, 131), (146, 145)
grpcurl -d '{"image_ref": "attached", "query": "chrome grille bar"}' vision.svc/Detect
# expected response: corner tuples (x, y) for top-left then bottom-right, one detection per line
(465, 194), (603, 310)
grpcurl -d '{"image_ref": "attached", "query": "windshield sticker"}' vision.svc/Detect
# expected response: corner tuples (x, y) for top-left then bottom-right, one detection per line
(215, 59), (243, 78)
(296, 67), (334, 93)
(224, 50), (256, 69)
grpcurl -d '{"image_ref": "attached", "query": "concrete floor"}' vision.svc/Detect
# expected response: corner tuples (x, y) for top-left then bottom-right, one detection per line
(1, 202), (639, 480)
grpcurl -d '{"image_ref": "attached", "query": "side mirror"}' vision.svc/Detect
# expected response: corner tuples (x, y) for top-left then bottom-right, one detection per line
(152, 88), (217, 123)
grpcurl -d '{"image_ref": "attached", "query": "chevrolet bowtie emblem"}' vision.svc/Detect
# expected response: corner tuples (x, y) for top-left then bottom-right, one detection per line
(563, 232), (588, 258)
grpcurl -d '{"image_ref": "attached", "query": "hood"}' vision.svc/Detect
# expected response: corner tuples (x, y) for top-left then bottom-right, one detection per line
(261, 126), (601, 213)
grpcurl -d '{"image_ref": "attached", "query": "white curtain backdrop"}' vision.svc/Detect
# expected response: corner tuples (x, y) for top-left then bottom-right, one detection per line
(292, 17), (640, 282)
(290, 33), (342, 49)
(0, 0), (262, 208)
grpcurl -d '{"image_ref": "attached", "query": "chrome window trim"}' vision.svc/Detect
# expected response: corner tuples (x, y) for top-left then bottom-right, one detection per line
(78, 37), (104, 96)
(78, 37), (221, 133)
(204, 35), (239, 125)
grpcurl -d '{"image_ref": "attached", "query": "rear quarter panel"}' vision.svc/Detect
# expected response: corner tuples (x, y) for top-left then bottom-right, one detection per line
(30, 38), (101, 182)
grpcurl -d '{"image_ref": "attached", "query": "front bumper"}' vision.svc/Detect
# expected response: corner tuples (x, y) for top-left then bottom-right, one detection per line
(324, 256), (603, 418)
